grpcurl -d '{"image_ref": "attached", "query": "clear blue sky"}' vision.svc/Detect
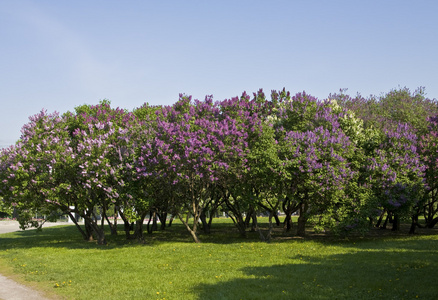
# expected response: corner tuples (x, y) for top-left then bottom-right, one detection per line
(1, 0), (437, 147)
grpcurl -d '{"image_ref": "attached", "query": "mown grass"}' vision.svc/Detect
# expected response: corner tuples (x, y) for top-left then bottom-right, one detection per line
(0, 218), (437, 299)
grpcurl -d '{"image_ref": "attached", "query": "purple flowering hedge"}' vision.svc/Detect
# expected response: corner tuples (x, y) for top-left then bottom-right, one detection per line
(1, 88), (437, 244)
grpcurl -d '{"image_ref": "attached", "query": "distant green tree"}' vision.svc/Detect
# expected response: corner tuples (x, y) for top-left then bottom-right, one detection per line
(331, 87), (438, 134)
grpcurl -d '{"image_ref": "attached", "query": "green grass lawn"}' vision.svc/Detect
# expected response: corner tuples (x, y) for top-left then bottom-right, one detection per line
(0, 218), (437, 299)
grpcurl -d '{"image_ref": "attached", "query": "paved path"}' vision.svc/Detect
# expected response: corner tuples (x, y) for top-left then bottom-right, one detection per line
(0, 221), (63, 300)
(0, 273), (48, 300)
(0, 221), (63, 235)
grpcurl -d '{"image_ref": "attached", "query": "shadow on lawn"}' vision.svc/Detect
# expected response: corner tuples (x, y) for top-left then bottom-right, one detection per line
(0, 222), (254, 250)
(0, 225), (94, 250)
(1, 221), (438, 251)
(0, 220), (316, 250)
(192, 241), (438, 300)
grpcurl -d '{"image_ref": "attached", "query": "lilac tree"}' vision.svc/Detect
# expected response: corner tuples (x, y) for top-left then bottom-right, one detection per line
(132, 103), (170, 233)
(275, 93), (358, 236)
(332, 87), (434, 232)
(365, 123), (425, 231)
(0, 102), (142, 245)
(68, 101), (143, 243)
(0, 145), (21, 218)
(0, 110), (77, 230)
(212, 92), (271, 238)
(417, 116), (438, 229)
(137, 94), (249, 242)
(225, 90), (285, 240)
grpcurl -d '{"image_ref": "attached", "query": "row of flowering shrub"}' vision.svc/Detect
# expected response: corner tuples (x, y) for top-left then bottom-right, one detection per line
(1, 88), (437, 243)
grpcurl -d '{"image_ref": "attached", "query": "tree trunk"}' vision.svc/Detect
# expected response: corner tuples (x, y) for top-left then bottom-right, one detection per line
(250, 211), (257, 232)
(256, 228), (266, 242)
(282, 197), (299, 232)
(207, 209), (216, 230)
(168, 215), (174, 227)
(157, 212), (167, 230)
(200, 210), (211, 234)
(224, 195), (247, 238)
(134, 220), (145, 244)
(178, 214), (201, 243)
(118, 210), (132, 239)
(100, 206), (105, 231)
(297, 203), (307, 237)
(67, 211), (89, 241)
(92, 222), (106, 245)
(283, 213), (293, 231)
(84, 216), (106, 245)
(267, 213), (274, 242)
(368, 217), (374, 227)
(382, 212), (391, 229)
(255, 212), (274, 243)
(251, 214), (267, 242)
(409, 214), (418, 234)
(113, 206), (118, 233)
(96, 230), (106, 245)
(427, 217), (438, 228)
(236, 221), (247, 238)
(84, 211), (95, 242)
(375, 209), (386, 228)
(147, 211), (153, 234)
(257, 202), (281, 226)
(273, 213), (280, 227)
(391, 214), (400, 231)
(245, 206), (254, 227)
(244, 211), (251, 227)
(424, 191), (438, 225)
(104, 213), (117, 235)
(152, 211), (158, 231)
(207, 199), (222, 230)
(132, 212), (147, 243)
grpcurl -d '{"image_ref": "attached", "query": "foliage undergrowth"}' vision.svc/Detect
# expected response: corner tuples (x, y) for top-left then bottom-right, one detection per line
(0, 218), (437, 300)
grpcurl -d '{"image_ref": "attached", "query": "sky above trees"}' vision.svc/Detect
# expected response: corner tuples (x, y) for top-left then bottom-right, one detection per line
(1, 0), (437, 147)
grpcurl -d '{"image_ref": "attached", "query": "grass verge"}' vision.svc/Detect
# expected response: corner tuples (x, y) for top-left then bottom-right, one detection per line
(0, 218), (437, 299)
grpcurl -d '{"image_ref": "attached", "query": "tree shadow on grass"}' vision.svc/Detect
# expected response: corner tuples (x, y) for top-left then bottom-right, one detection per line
(193, 239), (438, 300)
(0, 225), (95, 250)
(0, 222), (259, 250)
(0, 221), (297, 250)
(1, 221), (438, 251)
